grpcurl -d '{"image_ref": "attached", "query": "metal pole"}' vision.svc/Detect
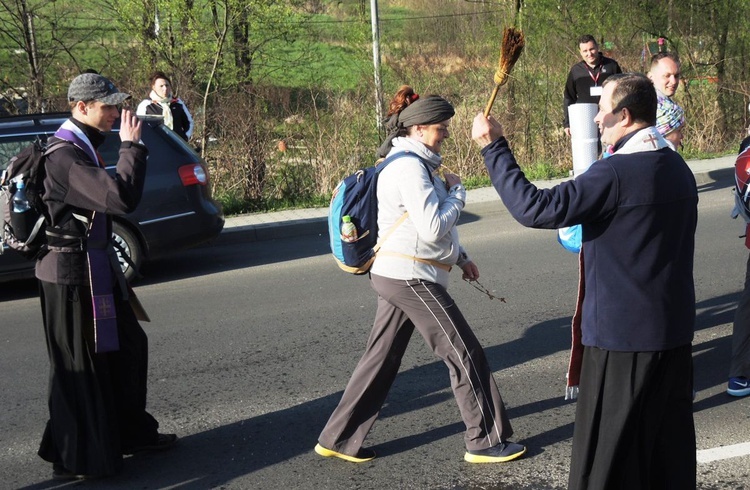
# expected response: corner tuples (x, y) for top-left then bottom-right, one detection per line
(370, 0), (384, 131)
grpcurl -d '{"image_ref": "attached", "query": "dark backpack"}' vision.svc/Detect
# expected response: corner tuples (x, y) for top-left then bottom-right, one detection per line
(328, 151), (428, 274)
(1, 140), (65, 259)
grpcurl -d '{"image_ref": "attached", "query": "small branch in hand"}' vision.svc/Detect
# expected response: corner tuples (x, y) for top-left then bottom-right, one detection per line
(463, 278), (506, 302)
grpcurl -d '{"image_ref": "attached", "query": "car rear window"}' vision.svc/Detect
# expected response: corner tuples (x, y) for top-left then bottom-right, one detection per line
(97, 133), (122, 166)
(99, 122), (200, 168)
(0, 136), (38, 172)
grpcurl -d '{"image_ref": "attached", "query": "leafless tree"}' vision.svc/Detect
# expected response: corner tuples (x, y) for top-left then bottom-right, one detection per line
(0, 0), (101, 113)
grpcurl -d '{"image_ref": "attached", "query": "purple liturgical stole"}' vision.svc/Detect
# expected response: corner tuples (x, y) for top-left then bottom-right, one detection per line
(87, 210), (119, 353)
(55, 127), (120, 353)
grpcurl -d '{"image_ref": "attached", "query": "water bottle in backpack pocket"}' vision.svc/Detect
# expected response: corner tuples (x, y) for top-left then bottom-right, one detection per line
(328, 152), (411, 274)
(9, 178), (34, 241)
(340, 215), (359, 243)
(1, 140), (65, 258)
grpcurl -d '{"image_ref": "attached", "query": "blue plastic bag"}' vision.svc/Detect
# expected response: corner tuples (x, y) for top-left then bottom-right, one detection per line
(558, 225), (582, 254)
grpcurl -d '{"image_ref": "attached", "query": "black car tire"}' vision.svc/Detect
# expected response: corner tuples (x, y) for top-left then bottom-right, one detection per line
(112, 221), (143, 283)
(0, 113), (224, 285)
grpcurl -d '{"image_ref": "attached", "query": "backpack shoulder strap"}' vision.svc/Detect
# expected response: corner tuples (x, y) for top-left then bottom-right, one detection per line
(375, 150), (410, 171)
(372, 211), (409, 254)
(38, 139), (73, 184)
(43, 139), (71, 156)
(35, 139), (70, 190)
(376, 150), (435, 183)
(370, 151), (439, 253)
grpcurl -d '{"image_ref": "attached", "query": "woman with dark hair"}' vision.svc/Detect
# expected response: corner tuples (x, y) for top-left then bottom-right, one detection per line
(314, 85), (525, 465)
(136, 72), (193, 141)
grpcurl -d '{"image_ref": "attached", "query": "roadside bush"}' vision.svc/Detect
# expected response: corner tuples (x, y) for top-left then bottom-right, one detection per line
(7, 1), (748, 216)
(205, 90), (270, 214)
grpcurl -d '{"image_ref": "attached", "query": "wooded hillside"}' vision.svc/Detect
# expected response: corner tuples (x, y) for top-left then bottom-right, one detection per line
(2, 0), (748, 213)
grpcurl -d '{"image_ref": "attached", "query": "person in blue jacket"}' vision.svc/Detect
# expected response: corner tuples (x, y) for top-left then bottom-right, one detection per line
(472, 73), (698, 489)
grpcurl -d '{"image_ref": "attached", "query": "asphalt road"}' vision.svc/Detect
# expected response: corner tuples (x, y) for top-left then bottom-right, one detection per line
(1, 178), (749, 489)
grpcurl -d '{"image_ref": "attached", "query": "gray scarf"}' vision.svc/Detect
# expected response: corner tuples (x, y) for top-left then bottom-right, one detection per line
(376, 95), (455, 158)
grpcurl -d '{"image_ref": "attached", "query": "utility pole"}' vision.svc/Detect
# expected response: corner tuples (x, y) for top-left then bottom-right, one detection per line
(370, 0), (384, 131)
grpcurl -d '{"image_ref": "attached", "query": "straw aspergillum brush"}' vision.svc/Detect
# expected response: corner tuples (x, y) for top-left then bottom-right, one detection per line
(483, 27), (526, 117)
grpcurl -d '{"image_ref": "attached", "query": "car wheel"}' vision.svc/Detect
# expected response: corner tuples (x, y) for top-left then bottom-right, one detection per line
(112, 221), (143, 282)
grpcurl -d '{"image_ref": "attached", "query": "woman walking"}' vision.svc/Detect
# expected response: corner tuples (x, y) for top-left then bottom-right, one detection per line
(315, 86), (526, 464)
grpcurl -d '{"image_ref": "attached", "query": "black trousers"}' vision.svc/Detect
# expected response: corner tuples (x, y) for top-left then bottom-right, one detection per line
(38, 281), (159, 476)
(730, 252), (750, 378)
(568, 345), (696, 490)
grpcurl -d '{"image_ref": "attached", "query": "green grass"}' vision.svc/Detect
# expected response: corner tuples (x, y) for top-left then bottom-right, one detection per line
(461, 175), (492, 189)
(681, 146), (738, 161)
(257, 40), (372, 91)
(216, 191), (329, 216)
(523, 161), (571, 180)
(251, 4), (416, 91)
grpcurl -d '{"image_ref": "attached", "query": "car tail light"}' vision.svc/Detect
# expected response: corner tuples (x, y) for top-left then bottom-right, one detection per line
(178, 164), (208, 186)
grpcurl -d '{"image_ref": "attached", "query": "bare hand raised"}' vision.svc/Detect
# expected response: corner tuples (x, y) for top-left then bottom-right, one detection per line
(119, 109), (142, 143)
(471, 113), (504, 148)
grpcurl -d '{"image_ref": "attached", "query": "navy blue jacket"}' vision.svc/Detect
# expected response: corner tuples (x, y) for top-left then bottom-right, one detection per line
(482, 132), (697, 352)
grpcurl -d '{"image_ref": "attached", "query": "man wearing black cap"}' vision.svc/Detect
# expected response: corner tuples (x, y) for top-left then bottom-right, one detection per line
(35, 73), (176, 480)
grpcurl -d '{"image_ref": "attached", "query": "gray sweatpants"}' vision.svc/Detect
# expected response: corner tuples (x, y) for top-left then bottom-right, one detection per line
(730, 253), (750, 378)
(318, 274), (513, 455)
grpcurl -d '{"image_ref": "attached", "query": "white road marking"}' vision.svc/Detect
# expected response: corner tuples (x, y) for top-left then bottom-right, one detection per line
(697, 442), (750, 463)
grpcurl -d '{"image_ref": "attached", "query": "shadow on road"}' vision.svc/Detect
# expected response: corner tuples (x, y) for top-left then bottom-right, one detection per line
(111, 317), (577, 488)
(8, 206), (745, 488)
(13, 310), (573, 489)
(693, 291), (741, 406)
(14, 288), (741, 488)
(0, 277), (38, 302)
(697, 169), (733, 194)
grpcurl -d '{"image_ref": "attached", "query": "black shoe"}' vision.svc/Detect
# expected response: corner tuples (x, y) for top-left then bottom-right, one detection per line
(123, 433), (178, 455)
(464, 441), (527, 463)
(52, 464), (90, 481)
